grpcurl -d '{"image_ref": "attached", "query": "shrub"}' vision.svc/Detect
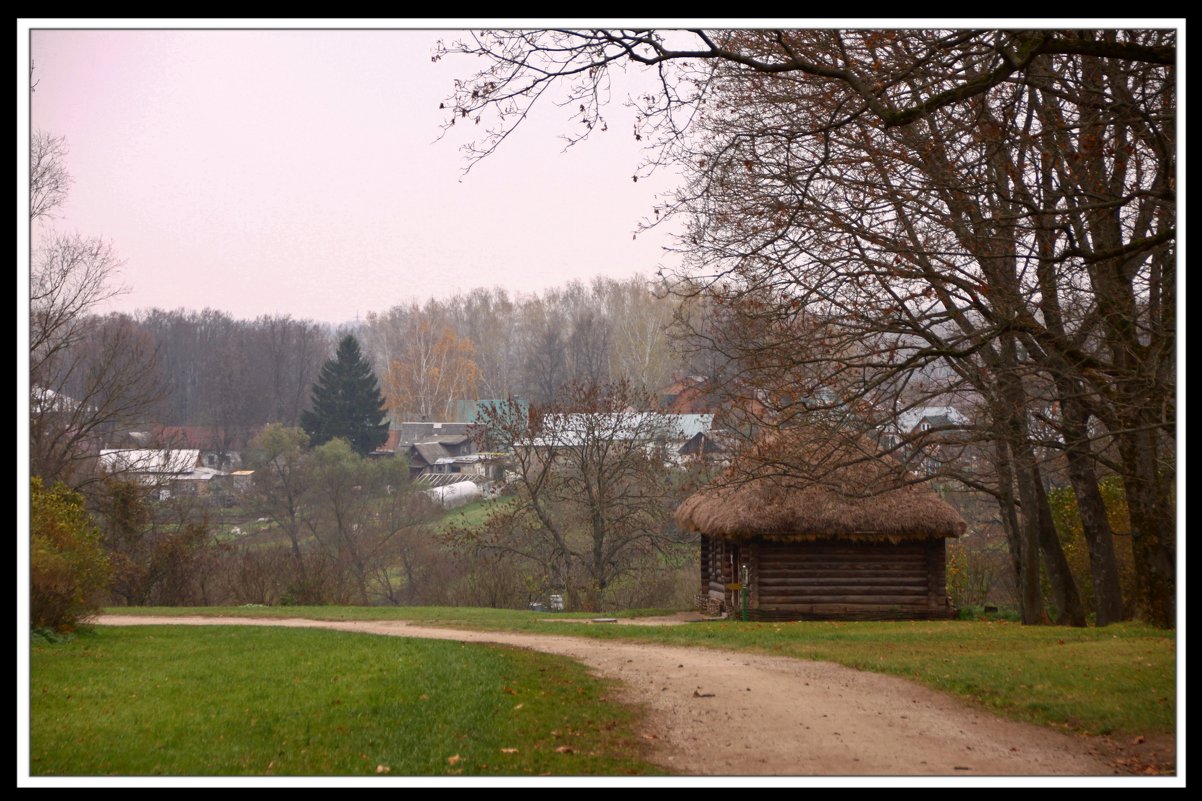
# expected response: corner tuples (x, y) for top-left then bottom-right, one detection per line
(30, 477), (111, 631)
(946, 535), (1012, 609)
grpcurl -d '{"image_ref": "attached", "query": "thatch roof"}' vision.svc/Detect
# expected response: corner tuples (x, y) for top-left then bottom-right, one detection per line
(675, 427), (966, 542)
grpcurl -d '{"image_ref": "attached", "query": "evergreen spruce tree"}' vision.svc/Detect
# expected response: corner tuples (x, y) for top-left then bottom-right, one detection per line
(300, 335), (390, 456)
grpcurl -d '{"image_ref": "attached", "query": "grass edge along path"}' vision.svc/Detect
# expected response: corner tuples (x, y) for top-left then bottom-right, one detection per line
(99, 606), (1176, 740)
(30, 625), (659, 777)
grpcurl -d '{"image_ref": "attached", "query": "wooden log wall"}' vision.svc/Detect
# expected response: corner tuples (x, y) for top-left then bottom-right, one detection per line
(700, 536), (729, 599)
(747, 538), (953, 621)
(926, 538), (946, 603)
(701, 541), (740, 617)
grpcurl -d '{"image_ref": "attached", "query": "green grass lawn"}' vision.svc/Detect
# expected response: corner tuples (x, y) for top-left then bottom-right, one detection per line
(103, 606), (1176, 739)
(435, 497), (512, 533)
(30, 625), (657, 777)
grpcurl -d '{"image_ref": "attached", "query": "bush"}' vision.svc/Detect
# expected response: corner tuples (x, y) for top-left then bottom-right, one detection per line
(92, 480), (219, 606)
(30, 478), (111, 631)
(946, 536), (1011, 609)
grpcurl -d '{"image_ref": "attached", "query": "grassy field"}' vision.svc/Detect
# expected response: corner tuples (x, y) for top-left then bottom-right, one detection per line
(207, 495), (505, 545)
(29, 625), (657, 777)
(101, 605), (1177, 738)
(434, 497), (512, 533)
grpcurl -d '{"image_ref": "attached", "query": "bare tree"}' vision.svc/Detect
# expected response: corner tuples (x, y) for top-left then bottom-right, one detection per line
(449, 287), (522, 400)
(301, 437), (429, 605)
(600, 276), (677, 393)
(379, 305), (481, 421)
(29, 124), (165, 488)
(518, 298), (570, 406)
(258, 314), (330, 425)
(30, 130), (72, 223)
(436, 30), (1172, 171)
(246, 424), (312, 582)
(458, 381), (690, 610)
(30, 232), (163, 487)
(439, 27), (1176, 626)
(133, 309), (331, 429)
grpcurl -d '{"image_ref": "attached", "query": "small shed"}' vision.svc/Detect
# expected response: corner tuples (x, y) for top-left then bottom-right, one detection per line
(675, 427), (966, 621)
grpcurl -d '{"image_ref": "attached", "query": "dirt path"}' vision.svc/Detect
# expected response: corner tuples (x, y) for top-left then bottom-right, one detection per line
(96, 614), (1120, 777)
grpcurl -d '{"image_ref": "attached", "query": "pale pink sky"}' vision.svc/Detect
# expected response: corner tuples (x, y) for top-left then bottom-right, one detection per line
(25, 25), (682, 324)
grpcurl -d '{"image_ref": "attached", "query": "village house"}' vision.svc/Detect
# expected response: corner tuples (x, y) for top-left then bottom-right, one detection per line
(373, 420), (505, 492)
(536, 411), (714, 457)
(877, 405), (972, 476)
(151, 424), (258, 471)
(677, 428), (735, 465)
(658, 375), (719, 414)
(97, 448), (227, 499)
(382, 421), (479, 477)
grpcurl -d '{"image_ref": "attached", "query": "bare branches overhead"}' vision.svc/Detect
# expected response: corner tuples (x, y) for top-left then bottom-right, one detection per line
(440, 26), (1176, 626)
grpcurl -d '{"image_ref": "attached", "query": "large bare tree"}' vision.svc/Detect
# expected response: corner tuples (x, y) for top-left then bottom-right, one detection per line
(457, 381), (689, 610)
(29, 131), (164, 487)
(439, 28), (1176, 626)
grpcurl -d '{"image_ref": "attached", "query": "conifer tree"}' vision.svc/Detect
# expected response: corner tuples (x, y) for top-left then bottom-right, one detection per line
(300, 335), (389, 456)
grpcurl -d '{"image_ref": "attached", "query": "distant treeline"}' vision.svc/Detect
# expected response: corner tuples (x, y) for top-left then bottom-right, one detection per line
(91, 275), (696, 430)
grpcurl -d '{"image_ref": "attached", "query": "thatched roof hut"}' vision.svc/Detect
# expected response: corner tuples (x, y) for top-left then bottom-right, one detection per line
(677, 426), (966, 620)
(676, 428), (966, 542)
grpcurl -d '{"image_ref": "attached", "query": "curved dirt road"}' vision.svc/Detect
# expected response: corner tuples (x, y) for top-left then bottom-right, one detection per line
(97, 615), (1116, 777)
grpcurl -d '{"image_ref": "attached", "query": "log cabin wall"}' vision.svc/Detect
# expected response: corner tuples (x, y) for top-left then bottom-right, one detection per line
(701, 539), (748, 613)
(926, 538), (946, 604)
(699, 535), (731, 608)
(697, 535), (730, 616)
(748, 537), (952, 621)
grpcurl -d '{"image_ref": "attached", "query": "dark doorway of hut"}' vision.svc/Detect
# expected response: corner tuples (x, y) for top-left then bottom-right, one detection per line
(726, 544), (748, 621)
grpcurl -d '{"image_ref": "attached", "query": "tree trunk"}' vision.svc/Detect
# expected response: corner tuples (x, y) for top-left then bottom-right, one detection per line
(1058, 391), (1126, 625)
(1118, 424), (1176, 628)
(1000, 389), (1086, 627)
(992, 367), (1043, 625)
(990, 437), (1028, 610)
(1031, 463), (1088, 626)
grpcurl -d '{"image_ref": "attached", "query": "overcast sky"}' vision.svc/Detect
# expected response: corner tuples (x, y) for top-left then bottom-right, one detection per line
(24, 24), (683, 325)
